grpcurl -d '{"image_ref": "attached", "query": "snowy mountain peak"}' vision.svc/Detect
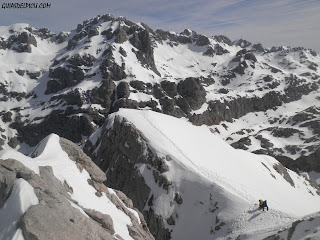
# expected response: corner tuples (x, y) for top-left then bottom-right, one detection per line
(0, 134), (154, 240)
(84, 109), (320, 239)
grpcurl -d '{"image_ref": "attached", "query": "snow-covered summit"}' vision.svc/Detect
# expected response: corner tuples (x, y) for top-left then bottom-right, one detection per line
(0, 134), (154, 240)
(85, 109), (320, 239)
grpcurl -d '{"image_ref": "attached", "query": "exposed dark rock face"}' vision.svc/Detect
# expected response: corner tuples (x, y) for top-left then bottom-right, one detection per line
(214, 35), (232, 46)
(252, 43), (265, 52)
(88, 79), (116, 109)
(3, 32), (38, 53)
(204, 47), (215, 56)
(204, 44), (229, 56)
(45, 66), (85, 94)
(84, 116), (172, 240)
(119, 46), (127, 57)
(8, 136), (18, 148)
(159, 97), (186, 118)
(27, 27), (58, 42)
(2, 111), (12, 123)
(88, 27), (99, 38)
(195, 34), (210, 46)
(112, 98), (139, 112)
(15, 69), (25, 76)
(12, 110), (96, 147)
(280, 149), (320, 173)
(273, 163), (295, 187)
(177, 77), (206, 110)
(283, 76), (319, 102)
(190, 91), (283, 126)
(115, 27), (128, 44)
(101, 29), (114, 40)
(130, 80), (147, 91)
(214, 44), (230, 55)
(233, 39), (251, 48)
(154, 29), (192, 45)
(231, 137), (251, 150)
(256, 135), (274, 149)
(190, 80), (319, 127)
(160, 81), (177, 98)
(270, 127), (302, 138)
(230, 49), (257, 74)
(288, 106), (319, 125)
(49, 89), (85, 107)
(67, 53), (96, 67)
(100, 57), (127, 81)
(56, 32), (69, 43)
(117, 82), (130, 99)
(130, 30), (160, 76)
(26, 70), (41, 79)
(49, 67), (85, 82)
(174, 193), (183, 205)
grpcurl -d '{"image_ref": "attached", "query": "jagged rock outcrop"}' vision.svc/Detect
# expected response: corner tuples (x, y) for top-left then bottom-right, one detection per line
(214, 35), (232, 46)
(233, 38), (251, 48)
(130, 30), (160, 76)
(115, 27), (128, 44)
(0, 136), (155, 240)
(117, 82), (130, 99)
(46, 67), (85, 94)
(177, 77), (206, 110)
(0, 159), (115, 240)
(88, 79), (116, 109)
(12, 110), (96, 147)
(84, 116), (172, 240)
(59, 137), (107, 182)
(190, 91), (283, 125)
(2, 32), (37, 53)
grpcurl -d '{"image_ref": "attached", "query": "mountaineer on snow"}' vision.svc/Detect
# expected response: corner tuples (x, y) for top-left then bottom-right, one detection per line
(259, 199), (269, 211)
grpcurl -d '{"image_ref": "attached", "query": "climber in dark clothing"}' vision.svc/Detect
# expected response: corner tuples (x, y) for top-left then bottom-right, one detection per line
(259, 199), (268, 211)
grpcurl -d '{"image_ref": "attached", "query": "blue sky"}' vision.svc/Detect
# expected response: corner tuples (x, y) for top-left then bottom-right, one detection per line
(0, 0), (319, 51)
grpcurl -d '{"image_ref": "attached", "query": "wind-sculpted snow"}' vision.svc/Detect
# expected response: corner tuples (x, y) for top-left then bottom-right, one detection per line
(85, 109), (320, 239)
(0, 134), (154, 240)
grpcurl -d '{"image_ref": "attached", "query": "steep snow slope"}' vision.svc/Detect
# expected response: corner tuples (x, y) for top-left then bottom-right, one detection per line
(86, 109), (320, 239)
(0, 134), (154, 240)
(265, 211), (320, 240)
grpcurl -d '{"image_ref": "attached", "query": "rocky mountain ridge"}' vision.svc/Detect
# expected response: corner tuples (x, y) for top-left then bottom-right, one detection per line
(0, 134), (154, 240)
(84, 109), (320, 240)
(0, 14), (319, 169)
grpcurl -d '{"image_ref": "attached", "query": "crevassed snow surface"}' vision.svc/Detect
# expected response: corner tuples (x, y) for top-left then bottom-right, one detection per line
(0, 134), (138, 240)
(108, 109), (320, 239)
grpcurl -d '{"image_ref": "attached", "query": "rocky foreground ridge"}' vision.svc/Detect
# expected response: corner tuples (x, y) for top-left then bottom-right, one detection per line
(0, 134), (154, 240)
